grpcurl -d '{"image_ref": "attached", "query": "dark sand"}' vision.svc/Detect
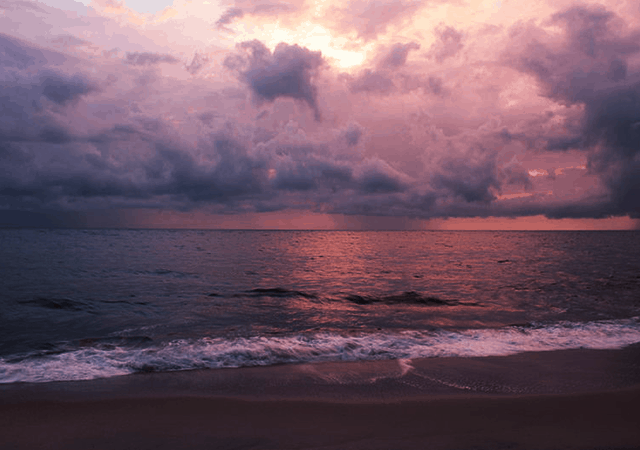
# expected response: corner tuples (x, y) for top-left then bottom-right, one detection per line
(2, 345), (640, 450)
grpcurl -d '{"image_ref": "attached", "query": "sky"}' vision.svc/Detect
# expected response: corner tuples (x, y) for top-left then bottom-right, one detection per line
(1, 0), (639, 229)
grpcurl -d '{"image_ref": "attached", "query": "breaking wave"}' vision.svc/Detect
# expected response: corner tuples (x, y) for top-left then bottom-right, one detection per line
(1, 318), (640, 383)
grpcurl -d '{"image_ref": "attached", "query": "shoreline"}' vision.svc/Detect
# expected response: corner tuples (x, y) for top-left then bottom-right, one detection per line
(2, 347), (640, 449)
(3, 344), (640, 402)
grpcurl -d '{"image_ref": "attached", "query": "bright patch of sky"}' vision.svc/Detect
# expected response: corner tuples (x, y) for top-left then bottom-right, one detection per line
(39, 0), (175, 15)
(123, 0), (175, 14)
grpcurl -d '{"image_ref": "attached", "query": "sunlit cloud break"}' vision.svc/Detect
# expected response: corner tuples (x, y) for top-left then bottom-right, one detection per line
(1, 0), (639, 229)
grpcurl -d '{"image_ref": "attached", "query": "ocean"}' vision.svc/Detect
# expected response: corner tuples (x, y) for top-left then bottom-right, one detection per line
(1, 229), (639, 384)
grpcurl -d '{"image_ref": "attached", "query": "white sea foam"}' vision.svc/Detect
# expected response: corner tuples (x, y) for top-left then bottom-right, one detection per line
(1, 318), (640, 383)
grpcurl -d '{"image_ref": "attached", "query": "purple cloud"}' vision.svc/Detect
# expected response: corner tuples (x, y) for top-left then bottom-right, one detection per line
(429, 25), (463, 63)
(3, 1), (640, 228)
(125, 52), (179, 66)
(216, 7), (245, 28)
(506, 5), (640, 217)
(348, 69), (395, 94)
(225, 40), (324, 120)
(380, 42), (420, 68)
(332, 0), (422, 41)
(215, 2), (297, 30)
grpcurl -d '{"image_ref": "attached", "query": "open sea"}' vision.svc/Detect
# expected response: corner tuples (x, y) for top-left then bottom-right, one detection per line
(1, 229), (640, 384)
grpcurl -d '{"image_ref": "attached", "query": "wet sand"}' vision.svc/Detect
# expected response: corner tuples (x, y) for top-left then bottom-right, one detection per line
(2, 346), (640, 450)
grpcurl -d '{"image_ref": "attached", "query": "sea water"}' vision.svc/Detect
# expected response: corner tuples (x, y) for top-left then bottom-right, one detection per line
(1, 229), (639, 383)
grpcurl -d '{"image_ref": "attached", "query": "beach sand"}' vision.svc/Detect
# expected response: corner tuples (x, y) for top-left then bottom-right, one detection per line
(2, 345), (640, 450)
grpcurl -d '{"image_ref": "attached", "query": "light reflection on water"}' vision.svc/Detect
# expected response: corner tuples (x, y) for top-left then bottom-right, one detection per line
(1, 230), (640, 356)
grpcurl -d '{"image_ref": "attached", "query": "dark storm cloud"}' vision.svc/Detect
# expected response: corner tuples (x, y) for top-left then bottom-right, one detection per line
(0, 209), (86, 228)
(0, 126), (268, 212)
(1, 69), (95, 147)
(358, 167), (406, 193)
(150, 138), (267, 203)
(1, 60), (367, 214)
(40, 73), (96, 105)
(125, 52), (179, 66)
(0, 154), (139, 209)
(506, 4), (640, 217)
(0, 76), (94, 144)
(37, 126), (73, 144)
(432, 156), (499, 203)
(585, 85), (640, 216)
(584, 87), (640, 162)
(501, 164), (532, 191)
(0, 37), (154, 211)
(552, 6), (623, 58)
(225, 40), (324, 120)
(542, 199), (619, 220)
(2, 34), (95, 111)
(2, 105), (502, 218)
(510, 6), (639, 104)
(270, 155), (354, 192)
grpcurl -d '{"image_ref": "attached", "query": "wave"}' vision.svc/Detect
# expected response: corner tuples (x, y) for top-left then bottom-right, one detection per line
(344, 291), (473, 306)
(244, 288), (318, 299)
(18, 297), (91, 312)
(209, 288), (466, 305)
(1, 318), (639, 384)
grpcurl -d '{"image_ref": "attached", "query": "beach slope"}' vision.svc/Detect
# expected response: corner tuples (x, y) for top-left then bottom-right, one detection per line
(2, 347), (640, 450)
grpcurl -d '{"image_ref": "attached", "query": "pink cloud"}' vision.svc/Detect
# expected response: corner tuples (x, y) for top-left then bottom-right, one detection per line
(1, 0), (639, 228)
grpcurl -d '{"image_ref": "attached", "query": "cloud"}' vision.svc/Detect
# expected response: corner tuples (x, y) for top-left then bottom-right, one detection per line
(357, 158), (408, 194)
(0, 40), (96, 145)
(125, 52), (179, 66)
(0, 121), (268, 212)
(505, 4), (640, 217)
(507, 6), (639, 104)
(225, 40), (324, 120)
(345, 41), (422, 95)
(380, 42), (420, 68)
(329, 0), (422, 41)
(41, 73), (96, 105)
(215, 7), (244, 28)
(343, 123), (363, 146)
(0, 32), (68, 69)
(584, 85), (640, 217)
(432, 155), (499, 203)
(151, 137), (267, 203)
(348, 69), (395, 94)
(185, 52), (210, 75)
(215, 1), (299, 29)
(3, 0), (640, 228)
(428, 25), (463, 63)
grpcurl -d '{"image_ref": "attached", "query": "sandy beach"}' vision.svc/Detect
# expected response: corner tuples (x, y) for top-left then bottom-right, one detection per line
(2, 346), (640, 450)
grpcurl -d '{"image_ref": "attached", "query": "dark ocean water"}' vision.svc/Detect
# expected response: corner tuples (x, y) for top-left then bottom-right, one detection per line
(1, 229), (640, 383)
